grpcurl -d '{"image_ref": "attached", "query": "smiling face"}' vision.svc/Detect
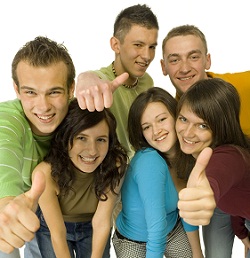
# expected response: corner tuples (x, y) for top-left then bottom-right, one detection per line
(14, 61), (74, 136)
(141, 101), (177, 157)
(68, 119), (109, 173)
(161, 35), (211, 97)
(176, 104), (212, 159)
(111, 25), (158, 85)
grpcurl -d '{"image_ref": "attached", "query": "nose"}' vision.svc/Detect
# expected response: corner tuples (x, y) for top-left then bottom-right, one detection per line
(141, 47), (152, 63)
(179, 59), (191, 74)
(37, 96), (51, 112)
(88, 141), (97, 156)
(153, 124), (162, 136)
(182, 124), (195, 138)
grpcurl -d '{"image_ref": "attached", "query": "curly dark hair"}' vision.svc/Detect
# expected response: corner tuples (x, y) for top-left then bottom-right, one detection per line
(44, 98), (128, 201)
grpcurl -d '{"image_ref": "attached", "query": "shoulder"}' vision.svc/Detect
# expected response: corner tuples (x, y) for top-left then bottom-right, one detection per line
(131, 148), (166, 168)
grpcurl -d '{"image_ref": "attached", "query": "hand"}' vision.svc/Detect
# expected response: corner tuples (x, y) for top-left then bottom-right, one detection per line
(241, 235), (250, 258)
(76, 71), (129, 111)
(0, 171), (45, 254)
(178, 147), (216, 225)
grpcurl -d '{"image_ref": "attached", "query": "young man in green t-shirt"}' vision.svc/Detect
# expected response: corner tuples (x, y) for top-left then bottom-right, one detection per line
(0, 36), (75, 257)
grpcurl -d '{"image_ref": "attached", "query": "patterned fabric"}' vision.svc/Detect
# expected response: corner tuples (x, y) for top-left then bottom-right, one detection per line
(112, 218), (192, 258)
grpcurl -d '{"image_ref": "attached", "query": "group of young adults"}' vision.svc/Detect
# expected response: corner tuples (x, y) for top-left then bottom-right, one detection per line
(0, 3), (249, 258)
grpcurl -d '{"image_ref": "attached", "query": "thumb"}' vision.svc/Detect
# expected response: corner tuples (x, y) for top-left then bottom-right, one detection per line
(111, 72), (129, 92)
(187, 147), (213, 188)
(24, 171), (46, 211)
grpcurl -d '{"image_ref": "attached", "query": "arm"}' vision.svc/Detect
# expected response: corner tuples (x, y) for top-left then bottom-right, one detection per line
(0, 171), (45, 254)
(91, 181), (123, 258)
(135, 152), (168, 258)
(75, 71), (128, 111)
(34, 162), (71, 258)
(178, 147), (216, 226)
(186, 230), (204, 258)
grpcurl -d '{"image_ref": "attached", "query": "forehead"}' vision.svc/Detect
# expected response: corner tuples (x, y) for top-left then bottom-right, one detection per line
(16, 61), (68, 89)
(164, 35), (206, 56)
(123, 24), (158, 44)
(142, 102), (171, 120)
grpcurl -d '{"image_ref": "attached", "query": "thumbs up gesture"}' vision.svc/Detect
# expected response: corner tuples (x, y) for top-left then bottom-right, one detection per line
(0, 171), (45, 254)
(178, 147), (216, 226)
(76, 71), (129, 112)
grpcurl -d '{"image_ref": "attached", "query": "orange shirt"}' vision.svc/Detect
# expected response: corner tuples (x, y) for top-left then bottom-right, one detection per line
(207, 71), (250, 136)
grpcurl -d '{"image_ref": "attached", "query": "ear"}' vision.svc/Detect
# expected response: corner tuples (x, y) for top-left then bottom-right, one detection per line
(160, 59), (168, 76)
(13, 82), (21, 99)
(205, 53), (211, 70)
(110, 36), (120, 54)
(69, 81), (75, 99)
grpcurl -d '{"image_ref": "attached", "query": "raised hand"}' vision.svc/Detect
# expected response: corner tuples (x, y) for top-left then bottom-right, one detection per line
(0, 171), (45, 254)
(178, 147), (216, 226)
(76, 71), (129, 112)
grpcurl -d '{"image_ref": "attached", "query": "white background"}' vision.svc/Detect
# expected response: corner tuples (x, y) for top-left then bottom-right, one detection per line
(1, 0), (248, 256)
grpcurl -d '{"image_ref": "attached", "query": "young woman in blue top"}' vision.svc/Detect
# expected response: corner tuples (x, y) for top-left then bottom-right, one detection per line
(112, 87), (204, 258)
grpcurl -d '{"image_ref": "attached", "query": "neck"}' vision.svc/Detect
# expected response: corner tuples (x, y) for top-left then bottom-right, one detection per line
(112, 61), (138, 89)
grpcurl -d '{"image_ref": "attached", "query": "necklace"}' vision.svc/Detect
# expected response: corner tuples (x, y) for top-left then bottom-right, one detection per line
(112, 61), (138, 89)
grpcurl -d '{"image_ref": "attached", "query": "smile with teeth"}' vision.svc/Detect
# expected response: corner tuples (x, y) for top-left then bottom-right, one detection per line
(155, 135), (166, 141)
(178, 75), (194, 81)
(80, 155), (97, 162)
(36, 114), (55, 120)
(136, 61), (148, 67)
(183, 138), (197, 144)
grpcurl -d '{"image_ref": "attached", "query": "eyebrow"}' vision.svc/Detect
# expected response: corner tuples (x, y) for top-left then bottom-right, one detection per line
(20, 86), (66, 91)
(167, 49), (203, 59)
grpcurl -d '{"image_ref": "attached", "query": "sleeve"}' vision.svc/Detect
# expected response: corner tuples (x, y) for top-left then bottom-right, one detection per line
(181, 218), (199, 232)
(206, 146), (246, 203)
(0, 113), (26, 197)
(134, 151), (168, 258)
(231, 216), (249, 239)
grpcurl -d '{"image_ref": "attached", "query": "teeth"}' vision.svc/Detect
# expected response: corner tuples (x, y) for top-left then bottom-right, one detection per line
(184, 138), (196, 144)
(80, 156), (96, 162)
(37, 115), (53, 120)
(156, 135), (166, 141)
(179, 76), (193, 81)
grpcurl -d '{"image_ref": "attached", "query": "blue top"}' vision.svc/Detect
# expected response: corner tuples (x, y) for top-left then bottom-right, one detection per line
(116, 148), (197, 258)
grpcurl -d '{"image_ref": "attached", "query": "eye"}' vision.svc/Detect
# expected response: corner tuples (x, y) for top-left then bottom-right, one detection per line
(97, 137), (108, 143)
(76, 136), (86, 141)
(198, 123), (210, 130)
(178, 116), (187, 122)
(142, 125), (150, 131)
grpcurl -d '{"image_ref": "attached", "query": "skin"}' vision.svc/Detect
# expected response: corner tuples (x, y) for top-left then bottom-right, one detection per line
(176, 104), (212, 159)
(69, 120), (109, 173)
(140, 101), (204, 258)
(141, 102), (176, 157)
(36, 120), (119, 258)
(0, 61), (75, 253)
(161, 35), (211, 97)
(75, 25), (158, 111)
(111, 25), (158, 85)
(14, 61), (74, 136)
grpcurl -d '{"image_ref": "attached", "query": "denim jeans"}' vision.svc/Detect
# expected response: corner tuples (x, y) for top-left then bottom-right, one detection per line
(36, 209), (111, 258)
(202, 207), (235, 258)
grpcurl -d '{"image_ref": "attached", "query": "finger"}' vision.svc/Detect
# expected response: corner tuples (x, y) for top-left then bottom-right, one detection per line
(111, 73), (129, 91)
(0, 239), (15, 254)
(25, 170), (45, 211)
(187, 147), (213, 188)
(80, 89), (97, 112)
(75, 92), (87, 110)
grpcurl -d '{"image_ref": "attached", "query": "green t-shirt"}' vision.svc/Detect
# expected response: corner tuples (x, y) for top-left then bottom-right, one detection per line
(94, 63), (154, 159)
(0, 99), (52, 197)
